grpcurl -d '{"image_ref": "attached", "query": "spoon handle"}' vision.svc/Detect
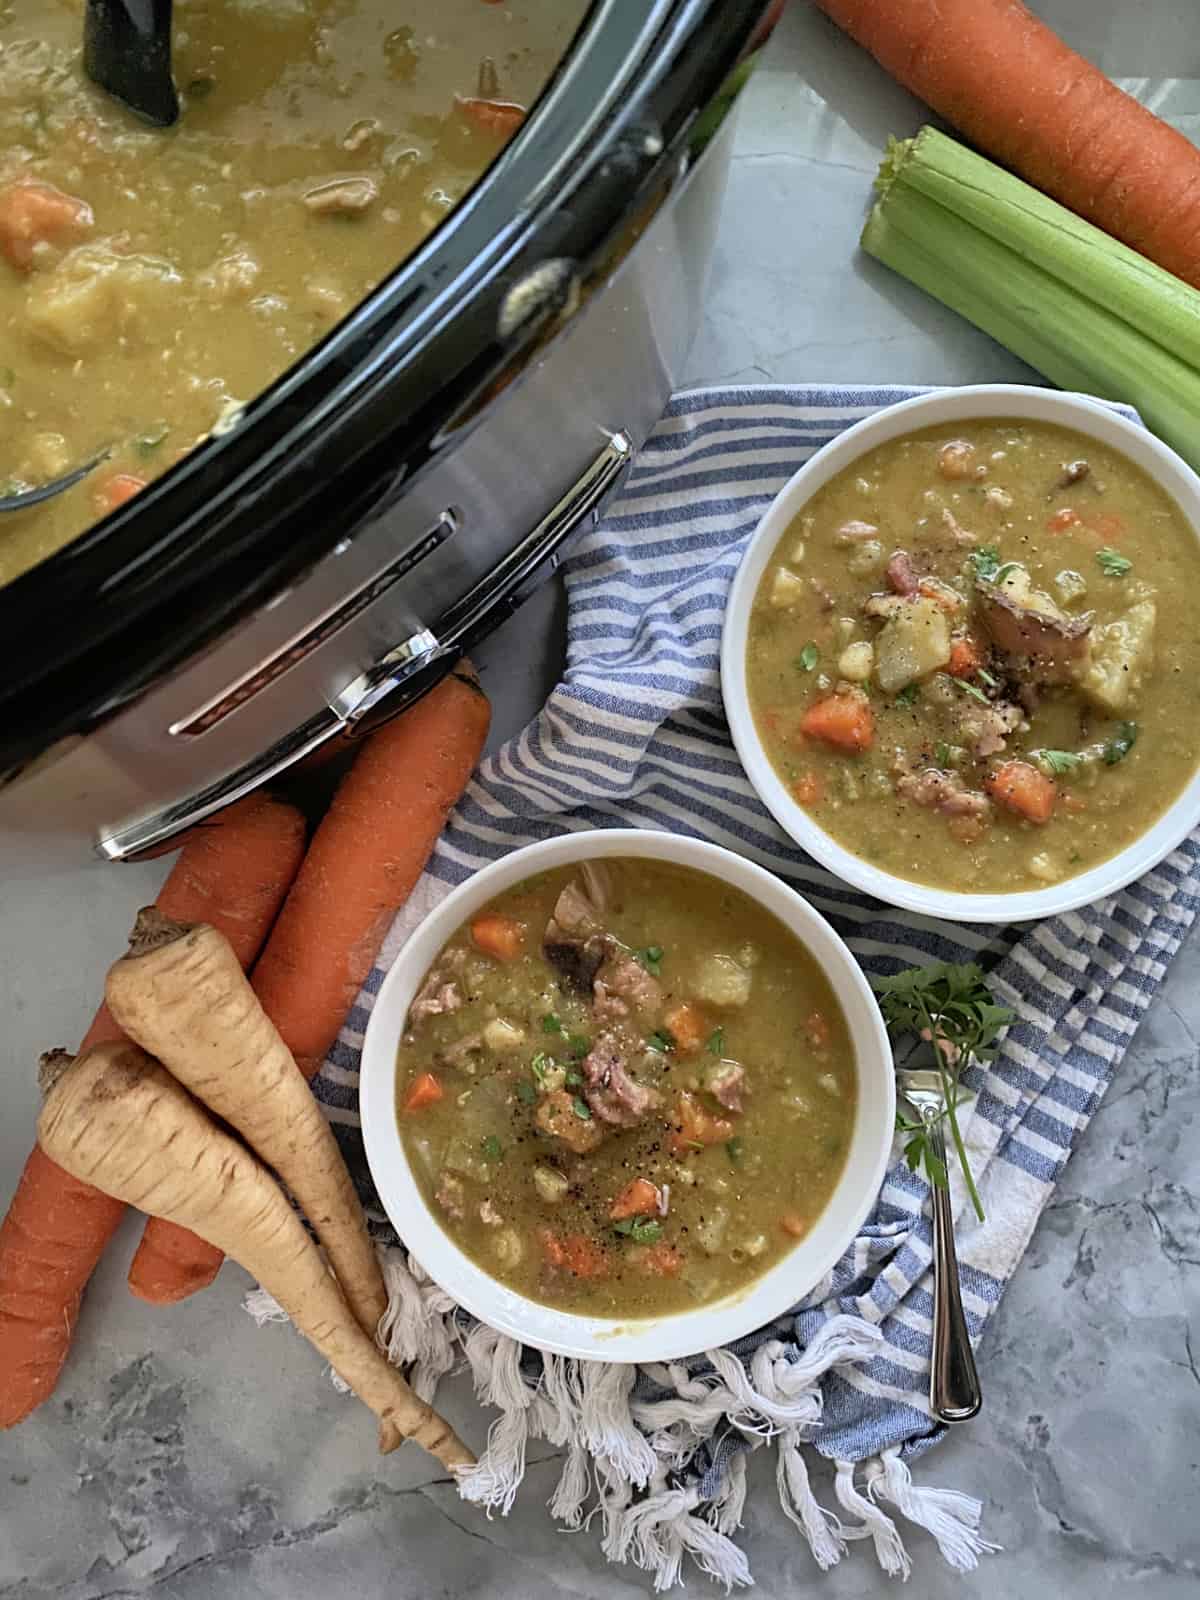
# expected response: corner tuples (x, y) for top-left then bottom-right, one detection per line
(924, 1107), (982, 1423)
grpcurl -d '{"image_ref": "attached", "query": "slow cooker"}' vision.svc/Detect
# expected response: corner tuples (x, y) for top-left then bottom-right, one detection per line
(0, 0), (775, 875)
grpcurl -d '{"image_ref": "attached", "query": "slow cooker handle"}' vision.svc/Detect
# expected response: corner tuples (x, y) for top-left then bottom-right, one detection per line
(95, 431), (634, 863)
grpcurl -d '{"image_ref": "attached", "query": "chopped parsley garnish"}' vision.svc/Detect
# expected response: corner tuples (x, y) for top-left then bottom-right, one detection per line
(636, 945), (664, 977)
(951, 676), (990, 704)
(646, 1029), (675, 1054)
(874, 961), (1013, 1223)
(1096, 547), (1132, 578)
(706, 1026), (725, 1057)
(1103, 721), (1138, 765)
(614, 1218), (663, 1244)
(566, 1033), (591, 1060)
(571, 1096), (593, 1121)
(1035, 749), (1082, 776)
(541, 1013), (564, 1035)
(530, 1051), (551, 1085)
(516, 1079), (537, 1105)
(894, 683), (919, 707)
(992, 561), (1022, 584)
(481, 1135), (504, 1162)
(795, 642), (820, 673)
(976, 666), (999, 689)
(934, 742), (953, 768)
(725, 1136), (744, 1166)
(564, 1068), (583, 1089)
(968, 545), (1001, 581)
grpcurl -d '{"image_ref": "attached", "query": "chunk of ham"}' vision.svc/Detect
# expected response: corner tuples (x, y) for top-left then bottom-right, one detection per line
(977, 577), (1093, 681)
(886, 549), (919, 597)
(707, 1059), (747, 1114)
(409, 968), (463, 1025)
(581, 1032), (661, 1127)
(895, 767), (992, 819)
(593, 948), (662, 1021)
(543, 874), (608, 993)
(959, 699), (1023, 759)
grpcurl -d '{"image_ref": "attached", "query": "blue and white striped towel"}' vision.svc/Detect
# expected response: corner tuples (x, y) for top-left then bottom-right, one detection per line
(307, 387), (1200, 1586)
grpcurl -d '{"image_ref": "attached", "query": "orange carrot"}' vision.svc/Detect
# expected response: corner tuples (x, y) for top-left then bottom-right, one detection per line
(0, 1149), (125, 1428)
(798, 690), (875, 753)
(401, 1072), (444, 1114)
(0, 794), (305, 1420)
(1047, 508), (1082, 534)
(0, 179), (92, 271)
(947, 635), (983, 676)
(250, 664), (490, 1081)
(791, 771), (825, 807)
(470, 911), (525, 963)
(92, 473), (147, 516)
(814, 0), (1200, 290)
(780, 1211), (808, 1239)
(129, 673), (486, 1300)
(662, 1002), (709, 1056)
(610, 1178), (661, 1220)
(986, 759), (1057, 823)
(539, 1229), (609, 1279)
(632, 1243), (683, 1277)
(458, 97), (526, 137)
(669, 1091), (735, 1157)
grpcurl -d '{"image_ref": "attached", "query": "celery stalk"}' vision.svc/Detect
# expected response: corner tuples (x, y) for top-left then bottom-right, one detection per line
(862, 129), (1200, 472)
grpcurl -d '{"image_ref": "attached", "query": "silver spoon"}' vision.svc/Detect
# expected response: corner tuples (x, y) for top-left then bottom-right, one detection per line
(0, 448), (111, 513)
(84, 0), (179, 128)
(896, 1065), (982, 1424)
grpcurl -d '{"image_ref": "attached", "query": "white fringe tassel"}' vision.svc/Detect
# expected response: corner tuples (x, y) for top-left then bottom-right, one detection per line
(243, 1258), (995, 1589)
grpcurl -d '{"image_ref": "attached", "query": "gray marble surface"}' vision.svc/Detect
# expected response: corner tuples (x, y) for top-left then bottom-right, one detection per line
(3, 3), (1199, 1595)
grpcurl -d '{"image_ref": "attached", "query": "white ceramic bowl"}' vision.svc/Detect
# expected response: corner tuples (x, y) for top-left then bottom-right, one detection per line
(722, 384), (1200, 923)
(361, 829), (894, 1362)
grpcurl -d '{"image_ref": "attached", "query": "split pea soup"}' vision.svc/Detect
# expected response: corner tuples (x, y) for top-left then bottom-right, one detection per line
(746, 419), (1200, 895)
(395, 858), (857, 1317)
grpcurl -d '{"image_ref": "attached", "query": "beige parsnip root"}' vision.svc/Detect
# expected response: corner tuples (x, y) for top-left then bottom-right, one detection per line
(37, 1043), (473, 1470)
(104, 909), (387, 1341)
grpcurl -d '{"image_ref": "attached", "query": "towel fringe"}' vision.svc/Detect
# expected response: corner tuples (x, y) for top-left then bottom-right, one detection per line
(869, 1447), (1001, 1572)
(243, 1260), (993, 1590)
(835, 1459), (912, 1579)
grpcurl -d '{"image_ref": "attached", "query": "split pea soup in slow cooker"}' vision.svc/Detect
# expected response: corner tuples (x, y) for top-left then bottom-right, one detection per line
(395, 859), (857, 1317)
(0, 0), (586, 584)
(746, 420), (1200, 895)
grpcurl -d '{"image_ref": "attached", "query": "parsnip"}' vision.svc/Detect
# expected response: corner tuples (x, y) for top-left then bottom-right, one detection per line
(37, 1043), (473, 1470)
(105, 910), (386, 1339)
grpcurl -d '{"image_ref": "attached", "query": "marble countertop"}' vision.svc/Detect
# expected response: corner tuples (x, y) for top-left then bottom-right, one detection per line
(3, 4), (1198, 1596)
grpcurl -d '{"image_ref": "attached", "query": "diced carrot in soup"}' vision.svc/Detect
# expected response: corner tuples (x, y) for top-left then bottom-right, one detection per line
(947, 635), (982, 677)
(986, 761), (1057, 824)
(402, 1072), (444, 1113)
(663, 1002), (708, 1055)
(779, 1211), (808, 1239)
(458, 97), (526, 136)
(798, 690), (874, 753)
(0, 179), (92, 271)
(669, 1091), (734, 1156)
(470, 912), (525, 962)
(632, 1242), (683, 1277)
(610, 1178), (660, 1220)
(791, 771), (824, 806)
(539, 1229), (608, 1279)
(93, 473), (147, 514)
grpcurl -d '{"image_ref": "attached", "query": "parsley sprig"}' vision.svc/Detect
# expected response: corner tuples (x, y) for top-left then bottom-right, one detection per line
(873, 961), (1013, 1221)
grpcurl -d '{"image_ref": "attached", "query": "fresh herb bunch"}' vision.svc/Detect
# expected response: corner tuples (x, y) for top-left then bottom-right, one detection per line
(873, 961), (1013, 1221)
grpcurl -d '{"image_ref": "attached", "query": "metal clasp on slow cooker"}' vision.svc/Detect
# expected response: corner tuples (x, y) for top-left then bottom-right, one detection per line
(94, 430), (633, 862)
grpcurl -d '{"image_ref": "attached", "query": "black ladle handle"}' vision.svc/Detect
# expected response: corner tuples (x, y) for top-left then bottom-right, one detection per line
(84, 0), (179, 128)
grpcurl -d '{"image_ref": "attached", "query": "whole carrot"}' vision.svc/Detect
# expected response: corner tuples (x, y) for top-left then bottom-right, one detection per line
(814, 0), (1200, 290)
(127, 664), (491, 1297)
(0, 793), (306, 1425)
(251, 662), (491, 1078)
